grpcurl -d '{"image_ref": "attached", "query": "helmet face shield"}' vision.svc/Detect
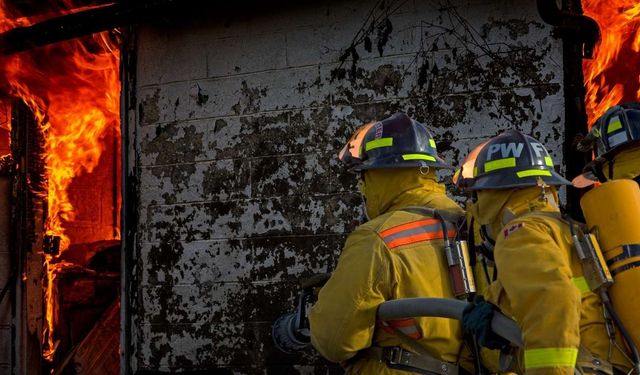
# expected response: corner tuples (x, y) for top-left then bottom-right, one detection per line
(453, 140), (488, 188)
(338, 122), (373, 170)
(571, 173), (598, 189)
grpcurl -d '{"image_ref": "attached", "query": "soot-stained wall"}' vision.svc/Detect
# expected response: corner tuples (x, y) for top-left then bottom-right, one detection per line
(130, 0), (564, 372)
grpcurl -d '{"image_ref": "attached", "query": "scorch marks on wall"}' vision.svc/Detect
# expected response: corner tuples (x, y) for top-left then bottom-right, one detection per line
(132, 0), (564, 372)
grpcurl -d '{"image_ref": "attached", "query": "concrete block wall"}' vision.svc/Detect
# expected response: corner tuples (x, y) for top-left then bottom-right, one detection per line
(131, 0), (565, 373)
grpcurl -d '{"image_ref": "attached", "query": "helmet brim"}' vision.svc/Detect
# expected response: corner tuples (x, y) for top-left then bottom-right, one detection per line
(352, 154), (454, 171)
(597, 138), (640, 160)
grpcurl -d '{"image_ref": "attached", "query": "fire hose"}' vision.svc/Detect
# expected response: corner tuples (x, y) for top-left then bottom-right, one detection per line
(376, 298), (523, 348)
(272, 273), (524, 353)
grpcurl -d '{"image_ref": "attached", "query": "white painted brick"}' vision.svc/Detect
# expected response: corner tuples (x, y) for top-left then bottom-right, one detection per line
(139, 240), (253, 285)
(137, 26), (208, 86)
(205, 33), (288, 77)
(190, 65), (324, 119)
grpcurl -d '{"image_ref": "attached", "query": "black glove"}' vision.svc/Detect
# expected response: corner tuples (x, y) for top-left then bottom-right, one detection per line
(462, 296), (510, 350)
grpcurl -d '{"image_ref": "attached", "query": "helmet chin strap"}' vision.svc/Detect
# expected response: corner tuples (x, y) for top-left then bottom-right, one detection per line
(357, 174), (370, 223)
(608, 157), (615, 180)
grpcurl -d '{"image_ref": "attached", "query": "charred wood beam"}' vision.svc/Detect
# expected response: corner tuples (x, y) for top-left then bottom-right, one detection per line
(537, 0), (600, 59)
(4, 0), (114, 19)
(0, 0), (182, 56)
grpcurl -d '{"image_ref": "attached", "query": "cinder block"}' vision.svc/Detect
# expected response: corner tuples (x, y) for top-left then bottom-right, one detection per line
(139, 239), (253, 285)
(137, 26), (208, 86)
(205, 33), (288, 77)
(140, 159), (250, 205)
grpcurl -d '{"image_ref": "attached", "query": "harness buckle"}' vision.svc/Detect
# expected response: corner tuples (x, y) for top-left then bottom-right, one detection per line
(386, 346), (405, 366)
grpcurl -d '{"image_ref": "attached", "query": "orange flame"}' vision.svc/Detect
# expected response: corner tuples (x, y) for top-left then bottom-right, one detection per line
(0, 1), (120, 361)
(583, 1), (640, 126)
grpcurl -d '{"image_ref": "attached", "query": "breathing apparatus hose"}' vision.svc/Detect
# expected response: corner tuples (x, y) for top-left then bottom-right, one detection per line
(600, 291), (640, 374)
(432, 210), (451, 248)
(377, 298), (524, 348)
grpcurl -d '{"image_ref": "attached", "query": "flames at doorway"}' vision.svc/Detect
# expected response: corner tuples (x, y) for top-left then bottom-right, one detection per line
(0, 0), (121, 369)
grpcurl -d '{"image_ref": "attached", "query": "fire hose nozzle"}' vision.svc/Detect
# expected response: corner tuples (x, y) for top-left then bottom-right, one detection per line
(273, 273), (331, 353)
(272, 311), (311, 353)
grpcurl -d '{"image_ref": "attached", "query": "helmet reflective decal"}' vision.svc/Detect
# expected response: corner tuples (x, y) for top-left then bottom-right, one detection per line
(365, 137), (393, 151)
(608, 131), (629, 148)
(486, 142), (524, 159)
(517, 169), (552, 178)
(374, 121), (384, 139)
(607, 116), (623, 134)
(545, 156), (554, 167)
(484, 157), (516, 172)
(402, 154), (436, 161)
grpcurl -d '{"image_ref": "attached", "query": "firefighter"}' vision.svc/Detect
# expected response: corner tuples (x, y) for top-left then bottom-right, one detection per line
(576, 102), (640, 184)
(309, 112), (473, 374)
(456, 130), (633, 375)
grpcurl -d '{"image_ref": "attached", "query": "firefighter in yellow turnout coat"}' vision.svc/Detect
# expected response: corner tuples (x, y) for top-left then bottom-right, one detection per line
(309, 113), (472, 374)
(458, 130), (633, 375)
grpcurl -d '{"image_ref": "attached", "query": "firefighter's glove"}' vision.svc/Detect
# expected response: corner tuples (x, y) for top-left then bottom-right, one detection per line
(462, 297), (510, 350)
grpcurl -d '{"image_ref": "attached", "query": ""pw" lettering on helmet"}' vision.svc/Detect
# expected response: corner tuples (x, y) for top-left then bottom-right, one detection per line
(455, 130), (570, 190)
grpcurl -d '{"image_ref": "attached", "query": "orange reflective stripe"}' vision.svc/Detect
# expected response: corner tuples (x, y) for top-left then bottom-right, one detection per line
(377, 320), (395, 335)
(386, 230), (455, 249)
(380, 319), (423, 340)
(397, 327), (421, 339)
(379, 218), (457, 249)
(388, 318), (415, 328)
(379, 218), (440, 238)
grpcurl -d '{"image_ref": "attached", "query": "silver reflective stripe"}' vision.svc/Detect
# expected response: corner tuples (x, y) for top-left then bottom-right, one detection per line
(395, 325), (420, 338)
(608, 131), (629, 147)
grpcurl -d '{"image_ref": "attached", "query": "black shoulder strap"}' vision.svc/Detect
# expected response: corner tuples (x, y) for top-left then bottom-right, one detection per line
(401, 206), (465, 225)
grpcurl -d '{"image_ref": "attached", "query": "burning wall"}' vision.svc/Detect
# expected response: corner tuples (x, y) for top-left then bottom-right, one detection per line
(131, 0), (565, 372)
(583, 0), (640, 125)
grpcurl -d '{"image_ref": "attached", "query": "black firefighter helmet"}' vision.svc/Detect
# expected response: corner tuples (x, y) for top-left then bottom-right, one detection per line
(573, 102), (640, 186)
(588, 102), (640, 159)
(338, 112), (453, 172)
(455, 129), (570, 190)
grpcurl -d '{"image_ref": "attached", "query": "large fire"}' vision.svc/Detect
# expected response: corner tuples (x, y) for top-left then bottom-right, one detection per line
(0, 1), (120, 362)
(583, 1), (640, 126)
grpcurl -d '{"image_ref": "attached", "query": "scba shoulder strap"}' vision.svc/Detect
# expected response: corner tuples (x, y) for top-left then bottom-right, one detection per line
(400, 206), (465, 226)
